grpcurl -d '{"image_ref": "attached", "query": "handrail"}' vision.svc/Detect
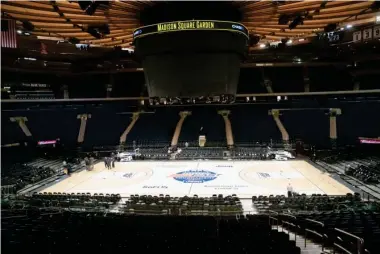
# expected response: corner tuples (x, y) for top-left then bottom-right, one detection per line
(2, 215), (28, 220)
(282, 213), (296, 220)
(1, 184), (16, 188)
(268, 210), (279, 215)
(268, 212), (279, 231)
(334, 243), (355, 254)
(282, 220), (296, 227)
(281, 219), (300, 241)
(305, 228), (326, 250)
(305, 218), (324, 227)
(334, 228), (365, 254)
(304, 218), (326, 251)
(335, 228), (364, 243)
(40, 211), (64, 216)
(305, 228), (323, 238)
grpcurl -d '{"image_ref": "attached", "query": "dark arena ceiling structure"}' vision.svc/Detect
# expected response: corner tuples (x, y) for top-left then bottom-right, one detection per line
(2, 1), (379, 48)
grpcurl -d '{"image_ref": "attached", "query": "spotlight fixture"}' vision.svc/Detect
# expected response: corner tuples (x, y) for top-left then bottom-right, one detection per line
(324, 23), (337, 33)
(96, 24), (110, 35)
(22, 21), (34, 31)
(272, 0), (286, 6)
(249, 34), (261, 46)
(87, 24), (110, 39)
(281, 38), (289, 44)
(370, 1), (380, 10)
(288, 16), (304, 30)
(78, 1), (109, 15)
(68, 37), (80, 44)
(278, 14), (291, 25)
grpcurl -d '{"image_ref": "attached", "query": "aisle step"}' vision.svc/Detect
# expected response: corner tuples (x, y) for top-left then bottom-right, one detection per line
(272, 226), (333, 254)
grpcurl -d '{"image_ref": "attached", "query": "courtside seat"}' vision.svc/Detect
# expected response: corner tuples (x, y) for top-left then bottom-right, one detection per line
(252, 194), (359, 212)
(126, 194), (243, 215)
(25, 193), (121, 209)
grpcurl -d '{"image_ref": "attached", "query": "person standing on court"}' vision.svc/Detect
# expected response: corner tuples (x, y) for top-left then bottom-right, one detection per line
(287, 183), (293, 197)
(104, 157), (108, 169)
(107, 157), (111, 170)
(112, 158), (115, 168)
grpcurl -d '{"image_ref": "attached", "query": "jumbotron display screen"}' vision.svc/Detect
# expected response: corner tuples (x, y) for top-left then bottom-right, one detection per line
(133, 20), (249, 40)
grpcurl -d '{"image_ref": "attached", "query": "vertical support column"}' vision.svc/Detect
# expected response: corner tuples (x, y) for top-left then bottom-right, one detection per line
(107, 74), (114, 98)
(353, 81), (360, 91)
(77, 114), (91, 143)
(269, 109), (290, 149)
(261, 68), (273, 93)
(62, 85), (69, 99)
(329, 108), (341, 150)
(171, 111), (191, 148)
(218, 110), (234, 148)
(10, 117), (32, 137)
(120, 112), (140, 144)
(106, 84), (113, 98)
(303, 67), (310, 92)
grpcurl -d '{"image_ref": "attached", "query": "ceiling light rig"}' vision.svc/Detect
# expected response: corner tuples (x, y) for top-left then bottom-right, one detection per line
(278, 14), (291, 25)
(78, 1), (110, 16)
(324, 23), (337, 33)
(289, 15), (304, 30)
(278, 12), (308, 30)
(249, 34), (262, 46)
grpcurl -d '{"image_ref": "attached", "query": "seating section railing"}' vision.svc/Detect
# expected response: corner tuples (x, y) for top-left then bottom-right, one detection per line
(267, 210), (379, 254)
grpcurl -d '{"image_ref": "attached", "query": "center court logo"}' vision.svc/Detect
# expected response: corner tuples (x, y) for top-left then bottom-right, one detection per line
(169, 170), (220, 183)
(123, 173), (135, 178)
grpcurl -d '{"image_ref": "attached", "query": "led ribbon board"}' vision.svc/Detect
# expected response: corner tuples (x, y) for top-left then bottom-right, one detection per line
(133, 20), (249, 40)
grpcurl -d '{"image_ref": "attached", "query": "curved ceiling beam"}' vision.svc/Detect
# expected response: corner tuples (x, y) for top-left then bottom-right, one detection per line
(2, 1), (378, 47)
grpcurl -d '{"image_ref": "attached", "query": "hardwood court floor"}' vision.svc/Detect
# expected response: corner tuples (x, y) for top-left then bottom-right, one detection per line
(41, 160), (352, 198)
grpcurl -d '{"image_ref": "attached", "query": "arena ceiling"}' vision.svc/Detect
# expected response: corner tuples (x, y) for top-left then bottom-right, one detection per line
(1, 1), (379, 48)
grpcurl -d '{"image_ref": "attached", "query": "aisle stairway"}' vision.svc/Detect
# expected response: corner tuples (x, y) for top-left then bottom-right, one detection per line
(272, 225), (332, 254)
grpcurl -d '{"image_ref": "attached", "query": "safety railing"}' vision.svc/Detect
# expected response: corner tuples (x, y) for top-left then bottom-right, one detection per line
(1, 184), (16, 197)
(360, 189), (380, 202)
(333, 228), (365, 254)
(1, 207), (64, 219)
(280, 213), (300, 241)
(304, 218), (327, 251)
(179, 209), (244, 216)
(268, 210), (279, 230)
(268, 212), (328, 251)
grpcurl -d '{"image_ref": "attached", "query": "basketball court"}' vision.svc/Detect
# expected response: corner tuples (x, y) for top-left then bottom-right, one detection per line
(40, 160), (352, 198)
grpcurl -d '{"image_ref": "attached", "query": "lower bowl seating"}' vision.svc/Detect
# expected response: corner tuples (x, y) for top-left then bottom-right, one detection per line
(126, 194), (243, 215)
(1, 211), (301, 254)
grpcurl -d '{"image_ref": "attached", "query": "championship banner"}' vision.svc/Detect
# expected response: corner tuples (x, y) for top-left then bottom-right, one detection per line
(133, 20), (249, 40)
(1, 19), (17, 48)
